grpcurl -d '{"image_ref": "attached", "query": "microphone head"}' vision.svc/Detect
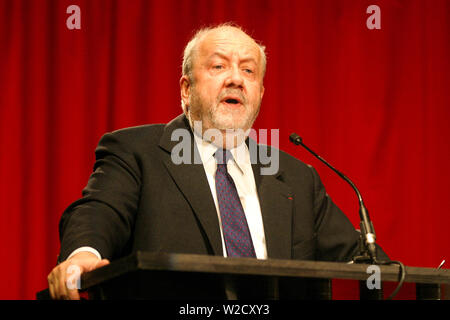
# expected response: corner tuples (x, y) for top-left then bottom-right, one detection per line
(289, 133), (303, 145)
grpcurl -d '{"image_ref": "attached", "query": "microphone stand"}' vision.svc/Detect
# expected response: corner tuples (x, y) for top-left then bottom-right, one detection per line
(289, 133), (406, 299)
(289, 133), (377, 263)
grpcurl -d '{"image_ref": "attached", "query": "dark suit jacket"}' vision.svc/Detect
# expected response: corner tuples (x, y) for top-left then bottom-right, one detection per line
(59, 114), (387, 264)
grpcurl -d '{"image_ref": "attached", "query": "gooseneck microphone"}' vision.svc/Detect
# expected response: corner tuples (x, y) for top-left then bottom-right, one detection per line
(289, 133), (377, 262)
(290, 133), (408, 300)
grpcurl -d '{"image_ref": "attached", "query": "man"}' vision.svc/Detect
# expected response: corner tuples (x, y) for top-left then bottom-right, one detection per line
(48, 24), (387, 299)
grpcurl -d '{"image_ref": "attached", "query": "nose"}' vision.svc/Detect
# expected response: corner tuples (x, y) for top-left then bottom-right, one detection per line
(224, 65), (244, 89)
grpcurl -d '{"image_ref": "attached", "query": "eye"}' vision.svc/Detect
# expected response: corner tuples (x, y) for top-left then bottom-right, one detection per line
(213, 65), (224, 70)
(243, 68), (254, 74)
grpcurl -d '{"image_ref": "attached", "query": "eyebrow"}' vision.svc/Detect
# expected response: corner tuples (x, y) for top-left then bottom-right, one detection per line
(208, 52), (258, 65)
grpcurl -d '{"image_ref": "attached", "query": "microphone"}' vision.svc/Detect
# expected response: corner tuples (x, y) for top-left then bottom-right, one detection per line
(289, 133), (378, 262)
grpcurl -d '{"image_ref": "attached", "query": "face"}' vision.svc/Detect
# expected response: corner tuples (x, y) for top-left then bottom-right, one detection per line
(180, 27), (265, 147)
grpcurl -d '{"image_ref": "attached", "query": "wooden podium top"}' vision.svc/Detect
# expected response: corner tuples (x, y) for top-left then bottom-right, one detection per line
(81, 251), (450, 290)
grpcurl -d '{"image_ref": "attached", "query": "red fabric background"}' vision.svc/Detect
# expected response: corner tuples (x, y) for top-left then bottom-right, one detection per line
(0, 0), (449, 299)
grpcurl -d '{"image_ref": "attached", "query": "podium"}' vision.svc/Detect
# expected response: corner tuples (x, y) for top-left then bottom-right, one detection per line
(42, 251), (450, 300)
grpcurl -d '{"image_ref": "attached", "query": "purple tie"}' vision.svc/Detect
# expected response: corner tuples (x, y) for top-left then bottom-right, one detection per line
(215, 149), (256, 258)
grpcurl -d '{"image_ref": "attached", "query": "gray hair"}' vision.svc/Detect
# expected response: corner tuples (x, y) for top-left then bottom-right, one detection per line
(181, 23), (267, 81)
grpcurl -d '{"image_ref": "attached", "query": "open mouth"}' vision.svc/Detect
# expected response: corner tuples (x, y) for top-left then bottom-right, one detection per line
(221, 96), (243, 106)
(225, 98), (240, 104)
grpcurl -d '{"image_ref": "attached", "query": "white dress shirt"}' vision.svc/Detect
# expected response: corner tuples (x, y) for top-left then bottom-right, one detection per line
(193, 133), (268, 259)
(68, 132), (268, 261)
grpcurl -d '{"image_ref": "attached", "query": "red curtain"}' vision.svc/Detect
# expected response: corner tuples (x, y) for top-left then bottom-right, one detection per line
(0, 0), (449, 300)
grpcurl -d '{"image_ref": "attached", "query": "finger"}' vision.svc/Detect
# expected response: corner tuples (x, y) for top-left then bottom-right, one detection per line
(67, 287), (80, 300)
(48, 271), (56, 300)
(82, 258), (110, 273)
(49, 265), (64, 300)
(95, 259), (110, 269)
(57, 266), (69, 300)
(64, 263), (82, 300)
(64, 273), (80, 300)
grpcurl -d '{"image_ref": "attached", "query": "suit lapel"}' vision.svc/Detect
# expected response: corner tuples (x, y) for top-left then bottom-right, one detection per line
(251, 146), (293, 260)
(158, 114), (223, 256)
(158, 115), (294, 259)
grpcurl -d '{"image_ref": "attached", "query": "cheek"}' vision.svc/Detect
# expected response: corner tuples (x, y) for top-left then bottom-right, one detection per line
(197, 81), (221, 102)
(247, 86), (263, 106)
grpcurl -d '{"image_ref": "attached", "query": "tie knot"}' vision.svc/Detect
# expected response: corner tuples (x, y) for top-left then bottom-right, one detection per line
(215, 149), (233, 165)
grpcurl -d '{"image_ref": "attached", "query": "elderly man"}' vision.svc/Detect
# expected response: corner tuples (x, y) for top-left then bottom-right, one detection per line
(48, 24), (387, 299)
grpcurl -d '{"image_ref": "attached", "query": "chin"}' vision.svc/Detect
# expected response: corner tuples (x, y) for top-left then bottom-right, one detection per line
(212, 115), (248, 130)
(211, 108), (252, 130)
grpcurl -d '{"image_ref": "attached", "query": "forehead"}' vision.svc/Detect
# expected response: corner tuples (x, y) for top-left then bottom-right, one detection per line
(197, 28), (261, 62)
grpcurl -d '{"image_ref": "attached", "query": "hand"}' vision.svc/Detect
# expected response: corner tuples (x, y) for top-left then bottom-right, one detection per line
(47, 251), (110, 300)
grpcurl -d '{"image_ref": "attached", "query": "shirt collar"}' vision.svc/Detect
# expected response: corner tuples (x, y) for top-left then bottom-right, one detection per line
(193, 131), (249, 174)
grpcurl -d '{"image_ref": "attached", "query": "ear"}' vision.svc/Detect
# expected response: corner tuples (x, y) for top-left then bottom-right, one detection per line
(180, 75), (191, 114)
(260, 85), (265, 100)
